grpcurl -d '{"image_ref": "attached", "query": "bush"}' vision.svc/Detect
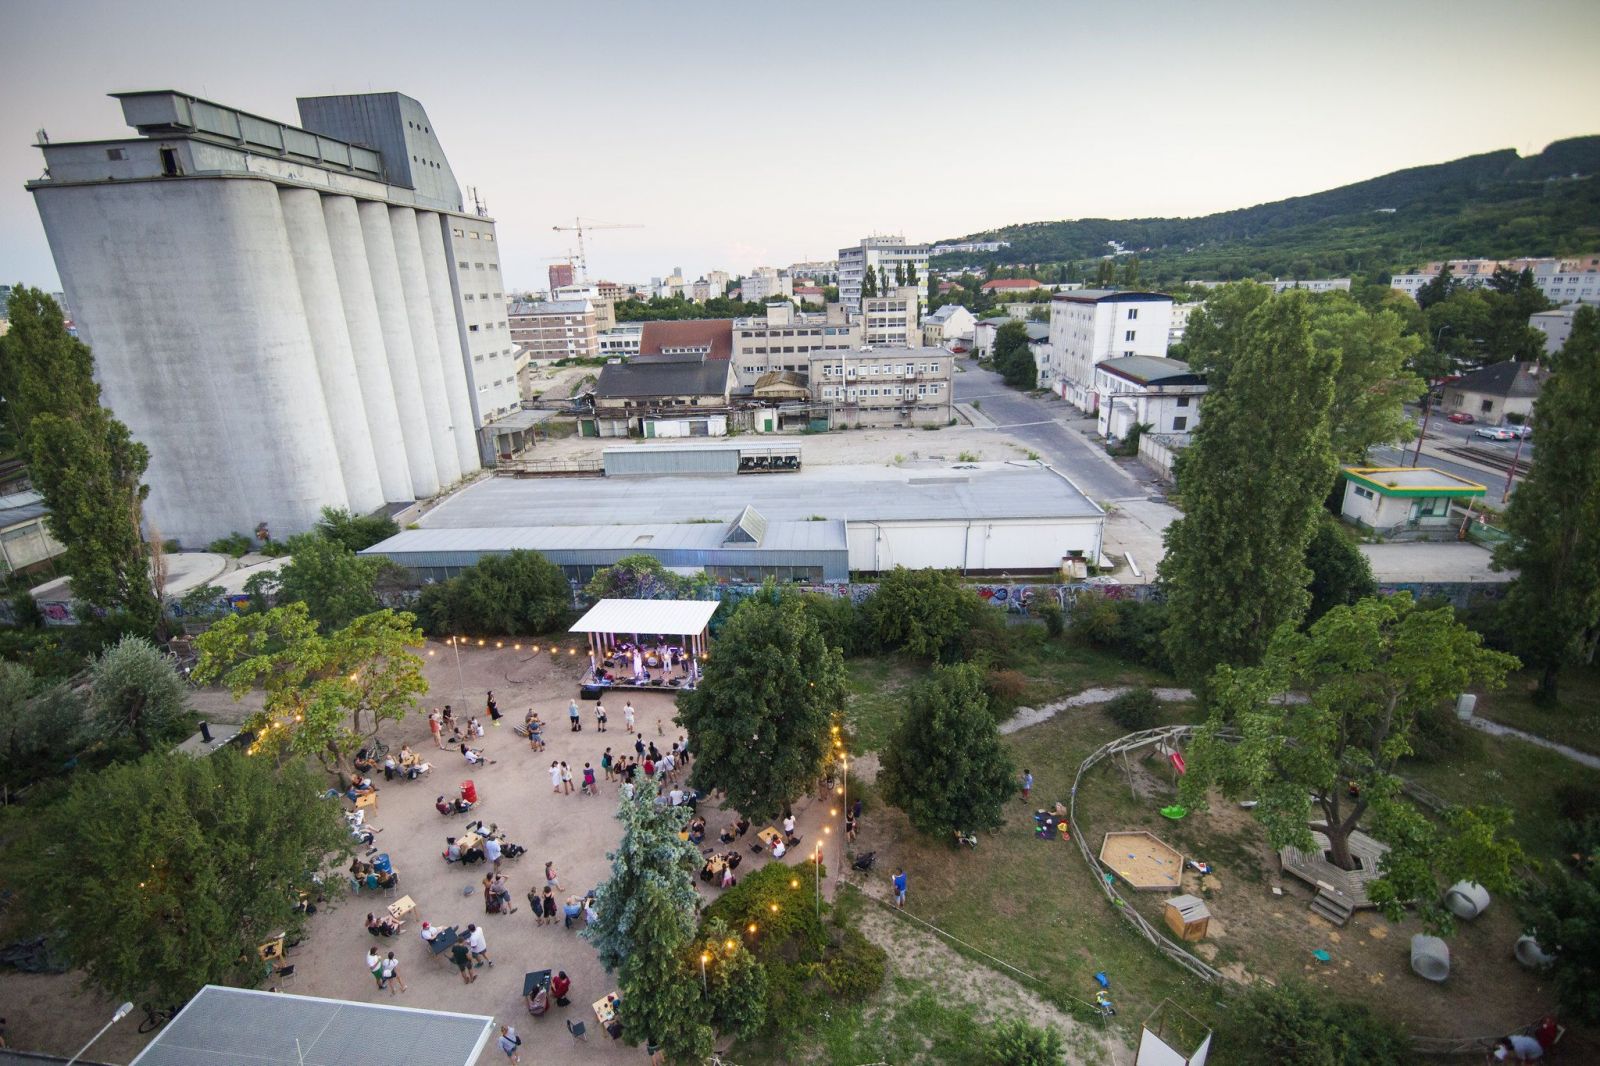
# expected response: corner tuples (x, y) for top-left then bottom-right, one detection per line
(814, 924), (886, 1000)
(1069, 592), (1171, 672)
(985, 669), (1028, 714)
(1105, 688), (1160, 730)
(1039, 602), (1064, 638)
(206, 532), (253, 557)
(983, 1019), (1065, 1066)
(415, 549), (570, 636)
(861, 568), (987, 662)
(801, 592), (866, 657)
(314, 506), (399, 552)
(1214, 981), (1411, 1066)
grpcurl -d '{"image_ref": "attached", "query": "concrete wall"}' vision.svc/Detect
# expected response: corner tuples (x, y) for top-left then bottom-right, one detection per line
(845, 517), (1102, 572)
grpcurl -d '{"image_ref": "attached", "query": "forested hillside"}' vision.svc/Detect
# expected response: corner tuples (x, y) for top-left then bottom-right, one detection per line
(934, 136), (1600, 282)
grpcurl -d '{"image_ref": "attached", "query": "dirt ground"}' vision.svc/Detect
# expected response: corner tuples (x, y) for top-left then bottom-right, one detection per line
(1085, 755), (1564, 1043)
(0, 641), (852, 1064)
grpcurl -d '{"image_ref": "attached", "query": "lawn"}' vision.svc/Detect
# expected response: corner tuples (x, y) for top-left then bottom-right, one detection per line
(1472, 663), (1600, 758)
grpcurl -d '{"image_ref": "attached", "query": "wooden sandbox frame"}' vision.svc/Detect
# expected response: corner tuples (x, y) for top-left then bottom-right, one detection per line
(1100, 830), (1185, 891)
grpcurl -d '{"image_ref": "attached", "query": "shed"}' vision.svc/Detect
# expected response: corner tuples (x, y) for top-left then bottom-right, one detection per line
(1163, 894), (1211, 941)
(1339, 466), (1486, 533)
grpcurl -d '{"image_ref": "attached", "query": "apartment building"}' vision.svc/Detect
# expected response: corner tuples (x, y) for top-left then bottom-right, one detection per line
(741, 267), (793, 303)
(789, 259), (838, 283)
(1168, 303), (1199, 345)
(508, 298), (599, 362)
(1093, 356), (1205, 440)
(1263, 277), (1351, 293)
(1045, 290), (1174, 411)
(838, 235), (929, 310)
(1391, 255), (1600, 306)
(732, 302), (860, 386)
(598, 323), (643, 358)
(553, 283), (616, 331)
(548, 262), (575, 292)
(922, 304), (976, 348)
(808, 348), (953, 428)
(858, 287), (922, 347)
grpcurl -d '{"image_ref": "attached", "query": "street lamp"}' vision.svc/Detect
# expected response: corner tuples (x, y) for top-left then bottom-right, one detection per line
(66, 1001), (134, 1065)
(700, 951), (710, 991)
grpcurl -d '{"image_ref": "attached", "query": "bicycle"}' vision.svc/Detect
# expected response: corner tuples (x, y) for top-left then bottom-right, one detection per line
(137, 1002), (179, 1034)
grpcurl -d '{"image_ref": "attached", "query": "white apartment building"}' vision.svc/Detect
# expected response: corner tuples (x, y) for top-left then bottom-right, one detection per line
(1168, 303), (1200, 345)
(1391, 255), (1600, 306)
(1530, 307), (1579, 354)
(808, 348), (953, 429)
(598, 323), (643, 358)
(838, 235), (930, 311)
(1093, 357), (1206, 440)
(28, 89), (506, 547)
(922, 304), (976, 348)
(857, 287), (922, 348)
(930, 240), (1009, 256)
(1045, 290), (1174, 411)
(508, 298), (598, 363)
(652, 268), (688, 300)
(733, 302), (859, 386)
(552, 283), (615, 332)
(1264, 277), (1352, 294)
(741, 267), (793, 303)
(789, 259), (837, 283)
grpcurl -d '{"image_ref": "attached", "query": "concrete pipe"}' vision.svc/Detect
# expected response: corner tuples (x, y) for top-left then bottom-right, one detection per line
(1444, 881), (1492, 921)
(1514, 934), (1556, 970)
(1410, 934), (1451, 982)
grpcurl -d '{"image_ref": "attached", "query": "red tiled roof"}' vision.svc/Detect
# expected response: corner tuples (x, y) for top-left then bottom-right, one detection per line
(637, 319), (734, 360)
(794, 286), (825, 295)
(981, 279), (1043, 290)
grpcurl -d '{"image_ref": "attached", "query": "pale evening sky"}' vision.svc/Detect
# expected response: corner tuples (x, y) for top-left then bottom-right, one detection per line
(2, 0), (1597, 294)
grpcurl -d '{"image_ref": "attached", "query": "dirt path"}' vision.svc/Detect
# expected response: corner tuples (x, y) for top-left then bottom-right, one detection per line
(1000, 687), (1195, 735)
(844, 882), (1130, 1065)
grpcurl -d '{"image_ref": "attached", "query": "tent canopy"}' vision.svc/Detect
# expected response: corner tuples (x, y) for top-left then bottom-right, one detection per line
(569, 598), (720, 637)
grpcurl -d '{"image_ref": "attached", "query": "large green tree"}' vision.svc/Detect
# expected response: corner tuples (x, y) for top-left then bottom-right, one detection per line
(0, 661), (91, 788)
(1303, 515), (1376, 624)
(585, 553), (697, 601)
(414, 549), (570, 636)
(87, 634), (191, 754)
(0, 288), (160, 628)
(1520, 818), (1600, 1024)
(192, 604), (426, 772)
(583, 777), (709, 1061)
(861, 566), (984, 661)
(1181, 596), (1521, 927)
(879, 663), (1016, 836)
(313, 505), (399, 552)
(263, 533), (387, 630)
(1160, 291), (1340, 679)
(1493, 307), (1600, 703)
(20, 749), (347, 1006)
(991, 319), (1035, 389)
(679, 587), (846, 821)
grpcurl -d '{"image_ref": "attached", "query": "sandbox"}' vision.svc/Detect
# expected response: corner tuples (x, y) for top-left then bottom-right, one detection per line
(1100, 831), (1184, 891)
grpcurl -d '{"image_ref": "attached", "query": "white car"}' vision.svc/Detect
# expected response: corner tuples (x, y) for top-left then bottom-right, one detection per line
(1473, 426), (1517, 442)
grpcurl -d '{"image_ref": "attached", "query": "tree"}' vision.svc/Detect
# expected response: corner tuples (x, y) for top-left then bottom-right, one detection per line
(192, 603), (427, 772)
(314, 505), (399, 552)
(0, 661), (90, 788)
(266, 533), (386, 631)
(414, 549), (571, 636)
(1180, 596), (1521, 924)
(87, 634), (191, 754)
(990, 319), (1036, 390)
(679, 587), (846, 821)
(19, 749), (347, 1007)
(1117, 254), (1141, 287)
(1160, 292), (1340, 679)
(585, 553), (695, 601)
(983, 1019), (1066, 1066)
(861, 267), (878, 299)
(1303, 515), (1376, 624)
(1413, 264), (1456, 311)
(861, 567), (982, 661)
(1520, 838), (1600, 1024)
(692, 917), (768, 1040)
(177, 583), (231, 625)
(1094, 258), (1115, 287)
(877, 265), (890, 295)
(1494, 307), (1600, 703)
(879, 663), (1016, 836)
(895, 262), (906, 286)
(0, 288), (161, 629)
(583, 777), (709, 1060)
(1214, 982), (1411, 1066)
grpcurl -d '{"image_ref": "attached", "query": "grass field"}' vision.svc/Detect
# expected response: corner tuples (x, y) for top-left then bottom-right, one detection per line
(1473, 664), (1600, 758)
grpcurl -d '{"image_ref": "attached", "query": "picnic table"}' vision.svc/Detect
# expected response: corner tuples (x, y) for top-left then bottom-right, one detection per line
(426, 926), (460, 959)
(523, 968), (552, 997)
(756, 827), (781, 849)
(594, 992), (621, 1025)
(457, 829), (484, 854)
(387, 895), (417, 923)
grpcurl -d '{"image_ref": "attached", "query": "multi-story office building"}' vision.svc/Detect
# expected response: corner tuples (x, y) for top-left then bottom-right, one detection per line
(732, 302), (860, 386)
(508, 298), (599, 362)
(1045, 290), (1174, 411)
(552, 283), (616, 331)
(741, 267), (792, 303)
(808, 348), (953, 428)
(548, 262), (575, 293)
(858, 287), (922, 347)
(28, 89), (512, 547)
(838, 235), (930, 310)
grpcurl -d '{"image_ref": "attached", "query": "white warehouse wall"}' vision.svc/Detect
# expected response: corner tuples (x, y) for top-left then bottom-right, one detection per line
(845, 518), (1103, 572)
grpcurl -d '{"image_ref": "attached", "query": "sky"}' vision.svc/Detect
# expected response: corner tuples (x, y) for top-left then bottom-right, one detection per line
(2, 0), (1597, 293)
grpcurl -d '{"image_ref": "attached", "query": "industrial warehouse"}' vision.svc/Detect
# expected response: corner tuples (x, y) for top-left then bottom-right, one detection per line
(361, 442), (1106, 582)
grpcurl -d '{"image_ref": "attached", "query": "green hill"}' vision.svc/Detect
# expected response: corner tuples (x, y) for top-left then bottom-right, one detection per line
(934, 136), (1600, 282)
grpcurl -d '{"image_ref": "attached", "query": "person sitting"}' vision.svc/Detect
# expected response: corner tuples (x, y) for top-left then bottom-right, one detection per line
(419, 921), (442, 945)
(437, 795), (470, 816)
(721, 866), (737, 889)
(668, 786), (685, 807)
(459, 743), (494, 766)
(375, 867), (398, 891)
(735, 817), (750, 837)
(719, 823), (737, 844)
(562, 896), (582, 929)
(771, 837), (787, 859)
(725, 850), (742, 871)
(526, 983), (549, 1016)
(347, 776), (377, 801)
(583, 897), (598, 926)
(551, 970), (572, 1007)
(468, 717), (485, 739)
(353, 750), (378, 775)
(367, 911), (401, 937)
(687, 817), (706, 845)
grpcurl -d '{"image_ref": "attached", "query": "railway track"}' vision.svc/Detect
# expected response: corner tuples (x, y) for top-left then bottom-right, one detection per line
(1435, 445), (1533, 478)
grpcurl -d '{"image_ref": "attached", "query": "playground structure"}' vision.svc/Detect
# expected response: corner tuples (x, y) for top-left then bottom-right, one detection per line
(1100, 831), (1185, 891)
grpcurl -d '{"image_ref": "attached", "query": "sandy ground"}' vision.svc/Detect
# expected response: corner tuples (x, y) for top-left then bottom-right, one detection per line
(0, 642), (852, 1064)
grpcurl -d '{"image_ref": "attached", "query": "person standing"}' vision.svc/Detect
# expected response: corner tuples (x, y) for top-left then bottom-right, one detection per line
(549, 761), (562, 794)
(429, 708), (444, 749)
(366, 947), (385, 989)
(450, 939), (477, 984)
(601, 748), (614, 782)
(550, 970), (572, 1007)
(568, 700), (582, 732)
(560, 761), (574, 794)
(1021, 769), (1033, 800)
(852, 798), (863, 821)
(545, 861), (562, 891)
(624, 701), (636, 733)
(845, 815), (857, 843)
(497, 1024), (522, 1064)
(596, 701), (608, 732)
(484, 834), (503, 873)
(582, 763), (598, 795)
(466, 923), (492, 967)
(541, 885), (558, 926)
(892, 868), (908, 909)
(380, 951), (407, 994)
(486, 690), (502, 727)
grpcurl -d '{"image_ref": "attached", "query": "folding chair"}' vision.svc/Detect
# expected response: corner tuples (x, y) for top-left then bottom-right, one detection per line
(566, 1018), (588, 1042)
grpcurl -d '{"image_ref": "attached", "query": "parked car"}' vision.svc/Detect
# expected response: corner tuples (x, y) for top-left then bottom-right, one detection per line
(1505, 423), (1533, 440)
(1446, 411), (1475, 424)
(1474, 426), (1517, 442)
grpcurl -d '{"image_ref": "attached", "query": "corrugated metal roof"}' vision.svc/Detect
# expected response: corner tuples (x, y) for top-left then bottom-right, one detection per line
(416, 461), (1103, 527)
(128, 986), (493, 1066)
(364, 519), (847, 556)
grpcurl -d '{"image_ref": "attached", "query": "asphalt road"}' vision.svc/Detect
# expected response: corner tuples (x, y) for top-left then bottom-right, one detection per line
(953, 363), (1145, 502)
(1370, 408), (1531, 503)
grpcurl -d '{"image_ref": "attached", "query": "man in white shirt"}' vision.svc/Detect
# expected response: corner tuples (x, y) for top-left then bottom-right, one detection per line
(419, 922), (440, 945)
(782, 814), (796, 836)
(466, 923), (492, 967)
(483, 835), (503, 872)
(668, 787), (685, 806)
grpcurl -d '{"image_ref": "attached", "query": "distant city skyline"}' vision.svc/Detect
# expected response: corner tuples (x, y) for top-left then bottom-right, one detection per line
(2, 0), (1597, 293)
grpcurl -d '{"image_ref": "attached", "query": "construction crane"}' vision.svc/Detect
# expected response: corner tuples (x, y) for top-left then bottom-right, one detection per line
(550, 218), (643, 282)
